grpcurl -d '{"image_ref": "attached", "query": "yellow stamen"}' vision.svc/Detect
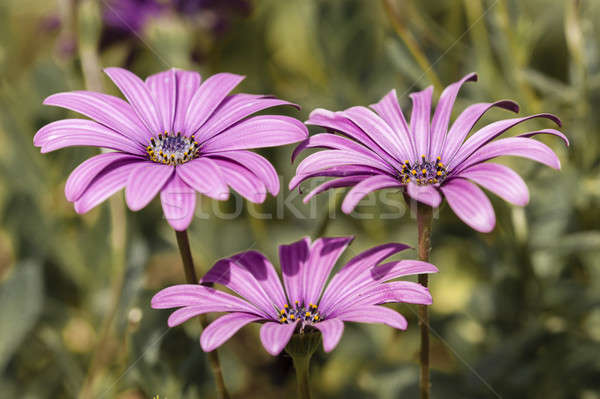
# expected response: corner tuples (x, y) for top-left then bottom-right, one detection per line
(305, 312), (311, 317)
(411, 170), (417, 176)
(422, 169), (427, 175)
(437, 171), (443, 176)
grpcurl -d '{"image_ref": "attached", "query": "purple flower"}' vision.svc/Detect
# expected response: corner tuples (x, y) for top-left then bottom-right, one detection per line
(151, 237), (437, 355)
(34, 68), (307, 230)
(290, 73), (569, 232)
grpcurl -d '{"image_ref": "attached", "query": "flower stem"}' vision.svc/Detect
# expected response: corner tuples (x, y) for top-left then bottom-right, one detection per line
(416, 203), (433, 399)
(174, 230), (230, 399)
(285, 332), (321, 399)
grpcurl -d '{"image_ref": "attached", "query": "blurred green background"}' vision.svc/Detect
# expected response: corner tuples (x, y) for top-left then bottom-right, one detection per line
(0, 0), (599, 398)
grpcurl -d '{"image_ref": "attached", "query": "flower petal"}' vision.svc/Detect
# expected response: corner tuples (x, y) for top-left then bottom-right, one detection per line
(429, 73), (478, 158)
(104, 67), (162, 136)
(448, 113), (561, 169)
(201, 256), (277, 318)
(303, 237), (353, 306)
(212, 151), (279, 195)
(335, 305), (407, 330)
(347, 281), (432, 308)
(314, 319), (344, 352)
(291, 133), (383, 163)
(302, 176), (371, 204)
(319, 243), (411, 313)
(370, 89), (415, 162)
(172, 70), (202, 135)
(440, 178), (496, 233)
(160, 174), (197, 231)
(341, 175), (402, 214)
(295, 150), (395, 177)
(184, 73), (245, 135)
(35, 119), (144, 155)
(409, 86), (433, 158)
(73, 161), (140, 214)
(458, 162), (529, 206)
(289, 165), (382, 191)
(201, 313), (262, 352)
(65, 152), (140, 202)
(201, 115), (308, 153)
(210, 158), (267, 203)
(196, 94), (299, 143)
(441, 100), (519, 163)
(176, 157), (230, 201)
(518, 128), (569, 146)
(146, 69), (177, 133)
(279, 237), (311, 305)
(342, 106), (408, 164)
(125, 162), (173, 211)
(259, 321), (297, 356)
(151, 284), (261, 314)
(43, 91), (150, 145)
(454, 137), (562, 173)
(406, 183), (442, 208)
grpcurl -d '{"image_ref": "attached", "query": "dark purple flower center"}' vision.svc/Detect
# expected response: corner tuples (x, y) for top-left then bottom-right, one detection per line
(279, 301), (321, 325)
(398, 155), (448, 186)
(146, 132), (200, 165)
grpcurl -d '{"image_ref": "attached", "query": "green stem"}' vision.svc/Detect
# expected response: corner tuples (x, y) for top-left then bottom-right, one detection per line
(285, 332), (321, 399)
(174, 230), (230, 399)
(416, 203), (433, 399)
(292, 354), (312, 399)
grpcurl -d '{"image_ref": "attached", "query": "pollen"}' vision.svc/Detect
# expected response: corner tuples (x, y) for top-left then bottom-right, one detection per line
(398, 156), (448, 186)
(278, 301), (322, 326)
(146, 132), (199, 165)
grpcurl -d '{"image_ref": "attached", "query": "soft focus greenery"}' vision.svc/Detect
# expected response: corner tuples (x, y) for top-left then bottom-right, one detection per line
(1, 0), (599, 398)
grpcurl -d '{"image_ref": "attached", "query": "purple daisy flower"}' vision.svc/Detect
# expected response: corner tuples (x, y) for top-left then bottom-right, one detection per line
(290, 73), (569, 232)
(34, 68), (308, 230)
(151, 236), (437, 355)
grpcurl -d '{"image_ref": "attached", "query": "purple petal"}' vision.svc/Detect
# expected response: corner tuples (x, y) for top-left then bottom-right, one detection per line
(303, 237), (353, 306)
(319, 243), (411, 314)
(212, 151), (279, 195)
(429, 73), (478, 158)
(449, 113), (561, 169)
(146, 69), (177, 133)
(295, 150), (395, 177)
(201, 313), (262, 352)
(291, 133), (383, 163)
(104, 67), (162, 136)
(314, 319), (344, 352)
(184, 73), (245, 135)
(370, 89), (415, 162)
(518, 128), (570, 146)
(440, 178), (495, 233)
(172, 70), (202, 135)
(334, 305), (407, 330)
(409, 86), (433, 158)
(342, 106), (409, 164)
(229, 250), (288, 310)
(442, 100), (519, 163)
(210, 158), (267, 203)
(458, 163), (529, 206)
(201, 115), (308, 153)
(65, 152), (140, 202)
(35, 119), (144, 155)
(341, 175), (402, 214)
(348, 281), (432, 308)
(43, 91), (150, 145)
(303, 176), (370, 204)
(406, 183), (442, 208)
(125, 162), (173, 211)
(289, 165), (382, 191)
(195, 94), (299, 143)
(73, 161), (140, 213)
(160, 174), (197, 231)
(259, 321), (297, 356)
(176, 158), (230, 200)
(151, 284), (261, 314)
(279, 237), (311, 305)
(168, 305), (254, 327)
(454, 137), (562, 173)
(201, 256), (277, 318)
(306, 108), (403, 167)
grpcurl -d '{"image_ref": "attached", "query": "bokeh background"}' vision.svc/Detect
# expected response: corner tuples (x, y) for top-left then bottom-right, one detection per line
(1, 0), (599, 398)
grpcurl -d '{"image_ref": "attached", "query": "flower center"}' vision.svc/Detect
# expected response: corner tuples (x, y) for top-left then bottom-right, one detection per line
(398, 155), (448, 185)
(146, 132), (199, 165)
(278, 301), (321, 325)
